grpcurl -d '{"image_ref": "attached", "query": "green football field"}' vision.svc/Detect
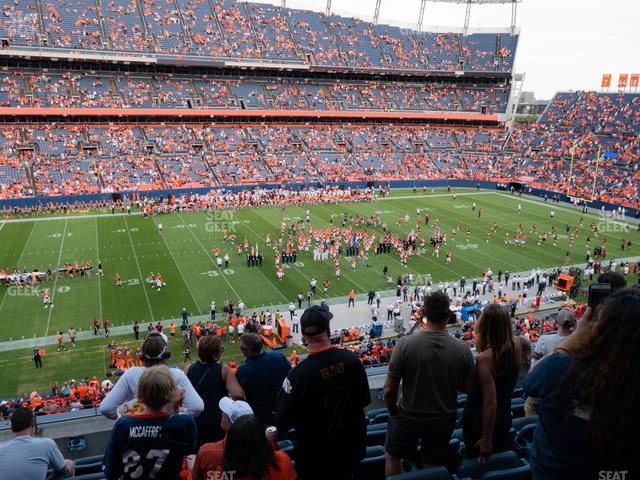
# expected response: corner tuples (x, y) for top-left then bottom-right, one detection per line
(0, 188), (638, 343)
(0, 188), (638, 397)
(0, 332), (298, 399)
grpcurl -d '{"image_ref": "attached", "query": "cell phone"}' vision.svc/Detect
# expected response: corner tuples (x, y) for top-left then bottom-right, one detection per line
(588, 283), (611, 309)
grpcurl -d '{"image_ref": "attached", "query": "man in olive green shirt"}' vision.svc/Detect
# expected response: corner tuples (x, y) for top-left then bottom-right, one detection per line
(384, 291), (474, 477)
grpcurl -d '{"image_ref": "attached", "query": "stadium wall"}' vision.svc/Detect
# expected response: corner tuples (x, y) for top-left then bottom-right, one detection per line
(2, 181), (637, 217)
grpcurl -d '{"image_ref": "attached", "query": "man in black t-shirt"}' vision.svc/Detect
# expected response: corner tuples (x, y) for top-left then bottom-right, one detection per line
(33, 348), (42, 368)
(277, 303), (371, 480)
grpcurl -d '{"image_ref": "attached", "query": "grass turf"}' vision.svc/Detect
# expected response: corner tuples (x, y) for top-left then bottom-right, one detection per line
(0, 188), (638, 396)
(0, 332), (296, 398)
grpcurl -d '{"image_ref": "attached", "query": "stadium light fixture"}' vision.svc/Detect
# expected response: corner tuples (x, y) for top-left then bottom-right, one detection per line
(373, 0), (382, 25)
(416, 0), (521, 33)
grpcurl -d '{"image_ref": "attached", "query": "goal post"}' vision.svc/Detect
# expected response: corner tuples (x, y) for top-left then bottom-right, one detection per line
(565, 143), (601, 203)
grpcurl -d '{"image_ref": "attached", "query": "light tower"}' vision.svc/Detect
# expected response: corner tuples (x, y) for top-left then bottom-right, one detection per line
(415, 0), (521, 34)
(373, 0), (382, 25)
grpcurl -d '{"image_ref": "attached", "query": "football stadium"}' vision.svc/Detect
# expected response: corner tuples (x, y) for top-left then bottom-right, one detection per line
(0, 0), (638, 478)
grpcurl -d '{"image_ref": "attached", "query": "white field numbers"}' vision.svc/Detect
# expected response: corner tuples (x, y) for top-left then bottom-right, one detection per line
(122, 448), (169, 479)
(201, 269), (235, 277)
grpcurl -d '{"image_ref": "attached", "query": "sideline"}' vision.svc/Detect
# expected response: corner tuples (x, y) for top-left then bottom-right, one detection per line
(2, 256), (637, 353)
(0, 190), (495, 224)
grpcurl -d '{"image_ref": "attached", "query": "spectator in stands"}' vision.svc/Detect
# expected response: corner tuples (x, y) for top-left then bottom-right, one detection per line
(0, 407), (75, 480)
(220, 415), (295, 480)
(99, 332), (203, 419)
(524, 309), (576, 417)
(236, 333), (290, 427)
(597, 271), (627, 292)
(384, 291), (474, 477)
(185, 336), (245, 446)
(462, 304), (524, 460)
(103, 365), (197, 479)
(277, 303), (371, 480)
(192, 398), (254, 480)
(524, 289), (640, 479)
(532, 309), (575, 367)
(0, 401), (11, 419)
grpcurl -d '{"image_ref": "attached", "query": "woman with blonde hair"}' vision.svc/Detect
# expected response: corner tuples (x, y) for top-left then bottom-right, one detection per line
(103, 365), (197, 479)
(462, 303), (523, 460)
(99, 332), (204, 419)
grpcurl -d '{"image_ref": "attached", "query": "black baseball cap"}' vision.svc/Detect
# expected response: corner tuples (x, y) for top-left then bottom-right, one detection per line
(301, 302), (333, 336)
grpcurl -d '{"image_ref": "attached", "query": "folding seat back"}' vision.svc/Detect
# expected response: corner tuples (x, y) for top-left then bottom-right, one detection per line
(457, 451), (523, 479)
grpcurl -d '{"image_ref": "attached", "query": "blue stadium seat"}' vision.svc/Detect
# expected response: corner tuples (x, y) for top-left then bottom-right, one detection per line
(366, 445), (386, 458)
(372, 412), (390, 424)
(512, 415), (538, 431)
(368, 422), (388, 432)
(457, 451), (524, 479)
(481, 464), (532, 480)
(74, 455), (104, 475)
(368, 408), (388, 421)
(279, 439), (295, 459)
(512, 423), (537, 458)
(511, 398), (525, 418)
(357, 454), (386, 480)
(366, 429), (387, 447)
(68, 474), (105, 480)
(388, 466), (457, 480)
(445, 438), (463, 472)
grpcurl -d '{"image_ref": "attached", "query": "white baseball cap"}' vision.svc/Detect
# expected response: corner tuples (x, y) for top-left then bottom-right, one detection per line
(219, 397), (253, 424)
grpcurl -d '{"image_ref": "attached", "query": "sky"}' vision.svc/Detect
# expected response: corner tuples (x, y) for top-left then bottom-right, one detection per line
(257, 0), (639, 99)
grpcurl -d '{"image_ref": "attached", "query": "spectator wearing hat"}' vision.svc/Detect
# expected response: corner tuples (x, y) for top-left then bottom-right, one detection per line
(277, 302), (371, 480)
(99, 332), (204, 419)
(0, 407), (75, 480)
(192, 398), (254, 480)
(236, 333), (290, 427)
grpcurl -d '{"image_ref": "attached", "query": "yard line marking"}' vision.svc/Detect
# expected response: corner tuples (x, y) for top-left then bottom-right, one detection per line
(123, 216), (155, 322)
(45, 219), (68, 337)
(176, 213), (242, 300)
(153, 217), (203, 314)
(0, 222), (5, 233)
(236, 218), (290, 303)
(95, 217), (103, 321)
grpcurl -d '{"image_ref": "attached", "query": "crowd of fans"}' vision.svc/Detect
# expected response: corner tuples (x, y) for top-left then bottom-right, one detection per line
(2, 281), (637, 479)
(0, 68), (507, 112)
(0, 0), (517, 72)
(0, 91), (638, 208)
